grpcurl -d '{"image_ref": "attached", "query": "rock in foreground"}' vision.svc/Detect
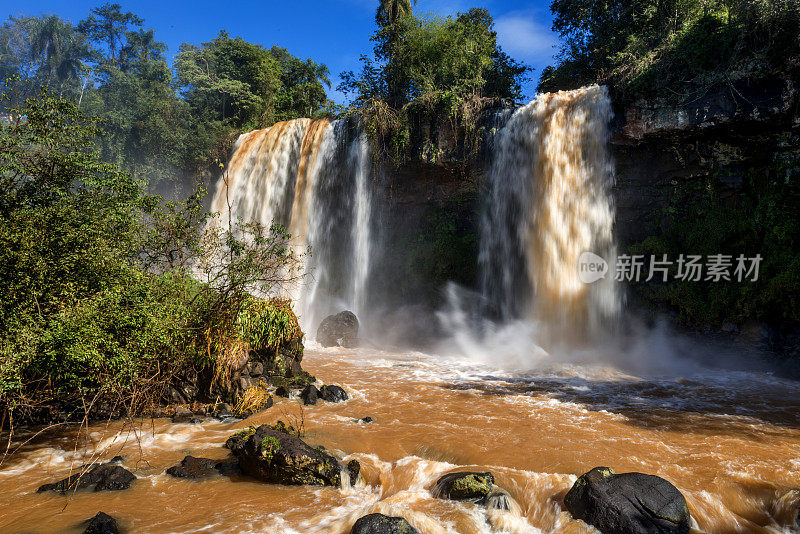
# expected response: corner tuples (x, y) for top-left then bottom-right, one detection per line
(316, 311), (359, 347)
(225, 425), (341, 486)
(83, 512), (120, 534)
(350, 513), (420, 534)
(300, 384), (319, 405)
(319, 384), (349, 402)
(166, 455), (240, 479)
(433, 471), (494, 500)
(564, 466), (691, 534)
(38, 464), (136, 493)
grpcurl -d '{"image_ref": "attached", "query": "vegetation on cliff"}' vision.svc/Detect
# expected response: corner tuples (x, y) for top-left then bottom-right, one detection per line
(0, 89), (306, 426)
(539, 0), (800, 102)
(338, 3), (529, 162)
(632, 144), (800, 330)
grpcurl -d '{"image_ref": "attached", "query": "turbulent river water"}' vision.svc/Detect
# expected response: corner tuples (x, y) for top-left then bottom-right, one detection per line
(3, 86), (799, 533)
(2, 345), (800, 533)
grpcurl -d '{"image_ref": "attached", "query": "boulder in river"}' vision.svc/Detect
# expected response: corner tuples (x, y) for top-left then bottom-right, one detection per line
(347, 459), (361, 485)
(38, 464), (136, 493)
(165, 455), (240, 479)
(225, 425), (341, 486)
(433, 471), (494, 500)
(483, 489), (514, 511)
(300, 384), (319, 405)
(319, 384), (349, 402)
(564, 466), (691, 534)
(350, 513), (420, 534)
(83, 512), (120, 534)
(316, 311), (359, 348)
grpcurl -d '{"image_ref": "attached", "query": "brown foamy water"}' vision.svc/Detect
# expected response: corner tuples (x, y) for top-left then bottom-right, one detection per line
(1, 346), (799, 533)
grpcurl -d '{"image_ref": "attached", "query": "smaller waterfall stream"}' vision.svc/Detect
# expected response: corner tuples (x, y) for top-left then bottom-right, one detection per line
(210, 118), (374, 333)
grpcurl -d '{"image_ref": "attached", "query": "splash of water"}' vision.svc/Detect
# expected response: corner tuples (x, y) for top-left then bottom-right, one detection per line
(477, 85), (618, 343)
(210, 118), (373, 332)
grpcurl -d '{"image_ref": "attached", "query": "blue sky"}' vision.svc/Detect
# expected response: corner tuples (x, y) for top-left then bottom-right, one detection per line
(0, 0), (559, 103)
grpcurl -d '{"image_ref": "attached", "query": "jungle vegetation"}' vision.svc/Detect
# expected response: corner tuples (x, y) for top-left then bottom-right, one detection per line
(539, 0), (800, 102)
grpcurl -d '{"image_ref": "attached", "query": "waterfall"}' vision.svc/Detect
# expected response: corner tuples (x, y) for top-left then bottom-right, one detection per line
(478, 85), (618, 342)
(209, 118), (373, 333)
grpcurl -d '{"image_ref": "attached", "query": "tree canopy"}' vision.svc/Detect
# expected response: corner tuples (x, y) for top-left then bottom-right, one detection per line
(540, 0), (800, 101)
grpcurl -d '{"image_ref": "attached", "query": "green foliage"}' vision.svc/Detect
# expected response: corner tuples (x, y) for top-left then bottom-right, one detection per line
(1, 6), (335, 187)
(260, 435), (280, 460)
(402, 204), (478, 288)
(631, 154), (800, 326)
(339, 8), (528, 163)
(236, 298), (304, 357)
(541, 0), (800, 101)
(0, 90), (306, 423)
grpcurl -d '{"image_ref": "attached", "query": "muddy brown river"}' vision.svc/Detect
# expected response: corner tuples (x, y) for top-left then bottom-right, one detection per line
(2, 346), (799, 533)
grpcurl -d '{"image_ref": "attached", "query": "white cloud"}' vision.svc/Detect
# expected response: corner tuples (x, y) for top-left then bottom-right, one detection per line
(494, 13), (557, 64)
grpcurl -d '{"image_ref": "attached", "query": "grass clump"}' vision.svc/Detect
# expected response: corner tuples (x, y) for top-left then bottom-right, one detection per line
(233, 384), (273, 416)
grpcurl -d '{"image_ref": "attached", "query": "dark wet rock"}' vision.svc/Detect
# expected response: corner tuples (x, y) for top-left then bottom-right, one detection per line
(172, 406), (203, 424)
(350, 513), (420, 534)
(300, 384), (319, 406)
(38, 464), (136, 493)
(214, 459), (242, 477)
(211, 410), (236, 422)
(347, 459), (361, 485)
(564, 466), (691, 534)
(319, 384), (349, 403)
(172, 414), (203, 424)
(482, 490), (513, 510)
(166, 456), (219, 479)
(275, 386), (291, 397)
(247, 361), (264, 377)
(316, 311), (359, 348)
(433, 471), (494, 500)
(225, 425), (341, 486)
(83, 512), (120, 534)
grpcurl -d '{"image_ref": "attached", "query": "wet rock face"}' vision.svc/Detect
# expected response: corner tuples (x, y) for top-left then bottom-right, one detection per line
(347, 459), (361, 485)
(225, 425), (341, 486)
(319, 384), (349, 402)
(38, 464), (136, 493)
(316, 311), (359, 347)
(564, 466), (691, 534)
(165, 455), (240, 479)
(83, 512), (120, 534)
(300, 384), (319, 405)
(350, 513), (420, 534)
(433, 471), (494, 500)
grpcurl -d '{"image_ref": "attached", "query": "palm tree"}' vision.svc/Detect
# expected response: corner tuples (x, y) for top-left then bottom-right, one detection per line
(376, 0), (417, 27)
(31, 16), (93, 99)
(31, 15), (71, 87)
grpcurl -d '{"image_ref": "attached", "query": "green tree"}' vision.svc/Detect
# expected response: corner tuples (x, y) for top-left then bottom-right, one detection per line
(269, 46), (332, 120)
(78, 2), (143, 65)
(175, 31), (280, 129)
(540, 0), (800, 100)
(376, 0), (417, 26)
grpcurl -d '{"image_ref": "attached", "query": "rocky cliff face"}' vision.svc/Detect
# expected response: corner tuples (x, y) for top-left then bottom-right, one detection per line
(611, 75), (798, 245)
(384, 76), (798, 250)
